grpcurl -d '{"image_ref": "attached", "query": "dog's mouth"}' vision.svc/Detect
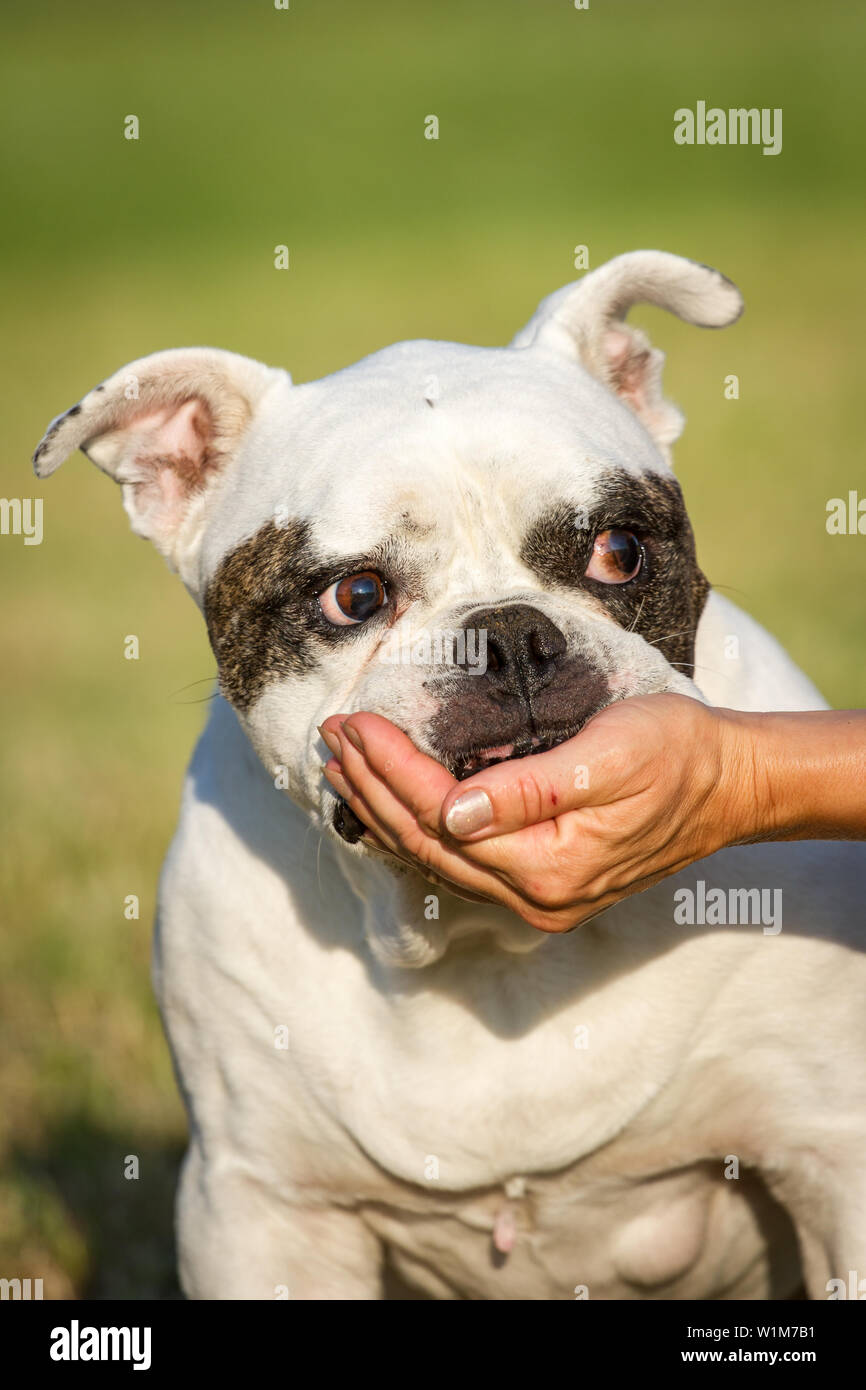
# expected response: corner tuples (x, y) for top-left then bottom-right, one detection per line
(449, 724), (584, 782)
(330, 721), (589, 844)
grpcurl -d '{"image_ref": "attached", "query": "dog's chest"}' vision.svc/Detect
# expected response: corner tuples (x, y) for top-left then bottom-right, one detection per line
(357, 1150), (791, 1300)
(279, 935), (797, 1299)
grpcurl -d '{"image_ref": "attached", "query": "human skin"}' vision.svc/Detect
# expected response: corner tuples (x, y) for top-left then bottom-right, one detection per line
(318, 695), (866, 933)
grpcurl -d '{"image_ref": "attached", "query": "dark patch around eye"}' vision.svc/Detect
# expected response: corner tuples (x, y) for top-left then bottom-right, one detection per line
(520, 468), (709, 677)
(204, 518), (327, 711)
(204, 519), (425, 712)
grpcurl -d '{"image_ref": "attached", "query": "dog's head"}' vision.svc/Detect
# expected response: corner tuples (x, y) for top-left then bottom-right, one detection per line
(34, 250), (741, 952)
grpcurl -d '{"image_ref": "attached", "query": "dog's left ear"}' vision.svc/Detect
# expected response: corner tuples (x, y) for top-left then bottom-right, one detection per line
(33, 347), (288, 577)
(510, 250), (743, 454)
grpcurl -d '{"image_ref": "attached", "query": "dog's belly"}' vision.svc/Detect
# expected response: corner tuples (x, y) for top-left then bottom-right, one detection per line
(361, 1156), (798, 1300)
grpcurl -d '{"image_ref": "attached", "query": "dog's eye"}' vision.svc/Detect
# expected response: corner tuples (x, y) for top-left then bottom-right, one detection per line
(318, 571), (387, 625)
(585, 529), (643, 584)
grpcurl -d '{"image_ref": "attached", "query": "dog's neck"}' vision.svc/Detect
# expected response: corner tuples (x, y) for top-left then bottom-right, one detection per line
(204, 695), (543, 970)
(334, 846), (546, 969)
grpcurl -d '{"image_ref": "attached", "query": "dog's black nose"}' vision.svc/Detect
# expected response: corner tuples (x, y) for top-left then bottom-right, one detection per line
(465, 604), (567, 700)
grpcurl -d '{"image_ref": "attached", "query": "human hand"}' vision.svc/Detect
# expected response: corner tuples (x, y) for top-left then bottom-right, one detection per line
(318, 693), (757, 932)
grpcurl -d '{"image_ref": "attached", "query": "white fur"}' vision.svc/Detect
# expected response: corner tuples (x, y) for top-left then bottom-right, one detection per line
(35, 253), (865, 1299)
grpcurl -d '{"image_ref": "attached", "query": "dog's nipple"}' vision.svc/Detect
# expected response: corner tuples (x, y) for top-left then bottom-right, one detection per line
(492, 1204), (517, 1255)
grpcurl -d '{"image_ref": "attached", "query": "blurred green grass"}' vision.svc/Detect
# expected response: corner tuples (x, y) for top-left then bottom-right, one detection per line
(1, 0), (864, 1298)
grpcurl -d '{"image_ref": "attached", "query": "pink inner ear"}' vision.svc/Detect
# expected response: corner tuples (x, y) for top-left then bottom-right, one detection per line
(599, 324), (682, 449)
(149, 398), (208, 460)
(603, 327), (633, 371)
(132, 397), (220, 499)
(602, 327), (651, 412)
(107, 395), (224, 548)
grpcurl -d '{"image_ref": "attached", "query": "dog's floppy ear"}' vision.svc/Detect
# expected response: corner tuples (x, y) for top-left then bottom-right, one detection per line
(33, 347), (287, 573)
(510, 250), (743, 452)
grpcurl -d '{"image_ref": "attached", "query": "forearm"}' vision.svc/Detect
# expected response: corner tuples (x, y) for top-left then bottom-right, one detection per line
(723, 709), (866, 844)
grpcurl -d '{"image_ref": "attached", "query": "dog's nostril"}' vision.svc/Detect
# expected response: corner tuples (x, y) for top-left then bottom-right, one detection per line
(529, 627), (566, 667)
(465, 604), (567, 693)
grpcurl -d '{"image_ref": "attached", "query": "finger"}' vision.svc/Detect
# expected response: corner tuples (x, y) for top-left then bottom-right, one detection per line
(330, 712), (529, 875)
(324, 759), (602, 930)
(324, 749), (487, 886)
(323, 713), (622, 917)
(323, 761), (411, 859)
(438, 712), (631, 840)
(323, 711), (457, 835)
(357, 827), (399, 858)
(322, 735), (445, 852)
(323, 759), (505, 905)
(330, 720), (517, 873)
(328, 718), (582, 899)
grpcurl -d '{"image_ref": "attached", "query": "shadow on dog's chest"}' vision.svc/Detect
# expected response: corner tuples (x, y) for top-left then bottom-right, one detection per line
(360, 1153), (799, 1300)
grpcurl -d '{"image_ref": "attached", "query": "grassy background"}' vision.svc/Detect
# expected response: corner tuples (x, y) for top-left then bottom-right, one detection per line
(1, 0), (864, 1298)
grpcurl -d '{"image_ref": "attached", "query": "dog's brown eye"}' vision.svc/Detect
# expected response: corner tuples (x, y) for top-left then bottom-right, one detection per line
(585, 529), (643, 584)
(318, 571), (387, 626)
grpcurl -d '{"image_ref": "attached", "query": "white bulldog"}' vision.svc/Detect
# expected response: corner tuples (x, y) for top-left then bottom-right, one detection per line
(34, 252), (866, 1300)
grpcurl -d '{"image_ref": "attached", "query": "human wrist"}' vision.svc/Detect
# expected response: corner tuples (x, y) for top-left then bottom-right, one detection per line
(704, 706), (772, 850)
(710, 709), (866, 844)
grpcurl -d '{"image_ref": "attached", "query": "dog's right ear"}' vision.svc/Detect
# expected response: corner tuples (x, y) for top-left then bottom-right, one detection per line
(33, 347), (288, 576)
(510, 251), (743, 459)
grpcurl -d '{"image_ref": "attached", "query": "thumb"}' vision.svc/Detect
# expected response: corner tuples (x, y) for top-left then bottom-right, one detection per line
(440, 718), (619, 841)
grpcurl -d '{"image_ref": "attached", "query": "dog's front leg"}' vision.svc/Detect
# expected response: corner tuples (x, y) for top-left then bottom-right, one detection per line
(797, 1206), (866, 1302)
(770, 1141), (866, 1301)
(176, 1143), (384, 1300)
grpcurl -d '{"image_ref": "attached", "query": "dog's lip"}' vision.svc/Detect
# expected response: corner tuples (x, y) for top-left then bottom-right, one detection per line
(450, 725), (583, 781)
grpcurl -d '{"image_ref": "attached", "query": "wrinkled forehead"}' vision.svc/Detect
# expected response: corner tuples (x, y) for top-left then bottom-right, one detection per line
(201, 339), (665, 579)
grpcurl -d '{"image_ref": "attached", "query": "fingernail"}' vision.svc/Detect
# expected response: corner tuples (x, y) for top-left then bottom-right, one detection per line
(445, 788), (493, 836)
(323, 765), (350, 796)
(317, 725), (342, 757)
(342, 724), (364, 752)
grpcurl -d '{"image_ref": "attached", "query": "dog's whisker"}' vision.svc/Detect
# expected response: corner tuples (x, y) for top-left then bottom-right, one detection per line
(168, 675), (218, 695)
(646, 628), (698, 647)
(666, 661), (721, 675)
(627, 597), (647, 634)
(300, 814), (318, 868)
(316, 825), (324, 900)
